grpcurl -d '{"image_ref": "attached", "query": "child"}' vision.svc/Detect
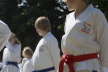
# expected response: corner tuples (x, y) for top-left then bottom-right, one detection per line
(32, 16), (60, 72)
(20, 46), (33, 72)
(2, 33), (21, 72)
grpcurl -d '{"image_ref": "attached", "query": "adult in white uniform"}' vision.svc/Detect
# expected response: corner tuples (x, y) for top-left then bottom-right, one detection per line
(0, 20), (11, 52)
(2, 33), (21, 72)
(59, 0), (108, 72)
(32, 16), (60, 72)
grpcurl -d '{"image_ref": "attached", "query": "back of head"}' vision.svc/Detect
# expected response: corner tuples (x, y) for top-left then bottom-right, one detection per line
(22, 46), (33, 58)
(0, 20), (11, 51)
(35, 16), (51, 32)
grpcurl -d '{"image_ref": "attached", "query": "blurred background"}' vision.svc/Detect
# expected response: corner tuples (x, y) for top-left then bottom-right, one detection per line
(0, 0), (108, 61)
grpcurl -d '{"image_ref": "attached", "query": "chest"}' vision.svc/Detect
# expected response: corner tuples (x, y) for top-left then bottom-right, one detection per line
(65, 15), (96, 40)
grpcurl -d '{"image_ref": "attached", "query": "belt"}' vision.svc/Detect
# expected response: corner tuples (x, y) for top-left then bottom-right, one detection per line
(6, 61), (19, 68)
(32, 66), (55, 72)
(59, 53), (98, 72)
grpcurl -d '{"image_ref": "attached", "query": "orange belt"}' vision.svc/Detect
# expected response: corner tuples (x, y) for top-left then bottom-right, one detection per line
(59, 53), (98, 72)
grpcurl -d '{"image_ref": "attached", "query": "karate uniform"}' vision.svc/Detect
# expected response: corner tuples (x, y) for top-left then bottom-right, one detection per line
(61, 4), (108, 72)
(2, 42), (21, 72)
(32, 32), (60, 72)
(0, 62), (3, 71)
(22, 59), (33, 72)
(0, 20), (11, 52)
(19, 58), (32, 72)
(19, 58), (29, 72)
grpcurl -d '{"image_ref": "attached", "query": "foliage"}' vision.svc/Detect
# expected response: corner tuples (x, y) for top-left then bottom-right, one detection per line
(0, 0), (108, 50)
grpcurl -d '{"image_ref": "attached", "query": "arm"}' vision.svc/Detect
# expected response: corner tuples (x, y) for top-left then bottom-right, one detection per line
(16, 44), (22, 63)
(47, 39), (60, 71)
(0, 20), (11, 52)
(61, 33), (74, 55)
(95, 10), (108, 70)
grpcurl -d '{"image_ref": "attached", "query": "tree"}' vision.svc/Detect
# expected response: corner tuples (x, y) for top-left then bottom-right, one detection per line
(0, 0), (108, 60)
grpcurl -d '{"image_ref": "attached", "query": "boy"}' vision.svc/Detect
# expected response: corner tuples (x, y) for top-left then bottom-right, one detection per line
(21, 46), (33, 72)
(32, 16), (60, 72)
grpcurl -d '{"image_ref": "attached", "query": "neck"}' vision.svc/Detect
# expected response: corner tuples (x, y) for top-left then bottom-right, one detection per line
(75, 3), (87, 18)
(42, 32), (49, 37)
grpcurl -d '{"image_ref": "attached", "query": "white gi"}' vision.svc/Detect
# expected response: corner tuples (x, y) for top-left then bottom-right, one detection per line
(0, 20), (11, 52)
(32, 32), (60, 72)
(19, 58), (29, 72)
(2, 42), (21, 72)
(22, 59), (33, 72)
(0, 62), (3, 71)
(62, 4), (108, 72)
(20, 58), (33, 72)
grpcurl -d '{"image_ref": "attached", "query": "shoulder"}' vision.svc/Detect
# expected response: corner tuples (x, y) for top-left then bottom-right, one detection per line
(24, 59), (32, 65)
(84, 7), (106, 25)
(3, 48), (8, 54)
(3, 48), (8, 51)
(22, 58), (28, 62)
(0, 20), (11, 33)
(90, 7), (105, 18)
(45, 33), (58, 44)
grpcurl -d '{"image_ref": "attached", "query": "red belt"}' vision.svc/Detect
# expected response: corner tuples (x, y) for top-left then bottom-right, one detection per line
(59, 53), (98, 72)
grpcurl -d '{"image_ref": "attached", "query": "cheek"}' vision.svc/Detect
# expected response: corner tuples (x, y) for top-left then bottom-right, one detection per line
(67, 0), (76, 7)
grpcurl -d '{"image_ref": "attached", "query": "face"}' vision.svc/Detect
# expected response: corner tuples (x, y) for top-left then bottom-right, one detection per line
(63, 0), (83, 11)
(9, 37), (17, 45)
(9, 34), (17, 45)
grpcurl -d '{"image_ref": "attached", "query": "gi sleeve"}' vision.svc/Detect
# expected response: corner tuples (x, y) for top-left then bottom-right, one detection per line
(0, 20), (11, 51)
(95, 10), (108, 68)
(16, 44), (22, 63)
(61, 34), (71, 54)
(47, 39), (60, 71)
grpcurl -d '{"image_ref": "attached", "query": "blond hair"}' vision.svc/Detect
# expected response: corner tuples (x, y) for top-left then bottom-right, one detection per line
(35, 16), (51, 32)
(22, 46), (33, 58)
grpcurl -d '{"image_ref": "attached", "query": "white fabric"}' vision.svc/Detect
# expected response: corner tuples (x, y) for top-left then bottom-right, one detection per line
(62, 4), (108, 71)
(19, 58), (31, 72)
(21, 58), (30, 68)
(3, 42), (21, 63)
(2, 42), (21, 72)
(22, 59), (33, 72)
(32, 32), (60, 72)
(0, 62), (3, 69)
(1, 65), (19, 72)
(103, 67), (108, 72)
(0, 20), (11, 51)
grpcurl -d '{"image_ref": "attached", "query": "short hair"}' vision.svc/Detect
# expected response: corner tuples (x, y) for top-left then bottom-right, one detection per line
(22, 46), (33, 58)
(35, 16), (51, 32)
